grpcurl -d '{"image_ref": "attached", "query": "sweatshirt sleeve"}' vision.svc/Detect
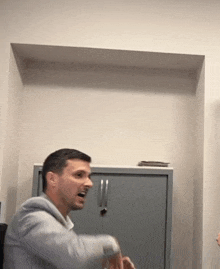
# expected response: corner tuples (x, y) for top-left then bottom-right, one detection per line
(14, 208), (120, 269)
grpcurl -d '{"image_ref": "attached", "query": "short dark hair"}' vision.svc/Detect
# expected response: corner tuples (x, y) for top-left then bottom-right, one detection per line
(42, 148), (91, 192)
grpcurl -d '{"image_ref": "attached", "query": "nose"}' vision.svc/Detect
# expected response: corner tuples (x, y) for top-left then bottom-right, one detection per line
(85, 177), (93, 188)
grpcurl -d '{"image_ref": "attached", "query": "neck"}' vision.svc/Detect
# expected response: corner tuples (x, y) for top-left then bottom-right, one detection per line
(44, 190), (69, 219)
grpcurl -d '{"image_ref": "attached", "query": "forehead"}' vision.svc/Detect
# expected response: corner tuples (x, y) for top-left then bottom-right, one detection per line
(65, 159), (91, 172)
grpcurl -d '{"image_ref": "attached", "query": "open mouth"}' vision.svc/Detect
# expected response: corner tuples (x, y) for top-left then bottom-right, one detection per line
(77, 191), (87, 198)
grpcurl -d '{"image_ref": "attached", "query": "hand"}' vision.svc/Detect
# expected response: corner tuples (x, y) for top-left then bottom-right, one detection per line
(216, 233), (220, 246)
(102, 253), (123, 269)
(122, 256), (135, 269)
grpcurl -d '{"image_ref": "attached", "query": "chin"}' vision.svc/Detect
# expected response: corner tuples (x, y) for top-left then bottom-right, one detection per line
(71, 204), (84, 211)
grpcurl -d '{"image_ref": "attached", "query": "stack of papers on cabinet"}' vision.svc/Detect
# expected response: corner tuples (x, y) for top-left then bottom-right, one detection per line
(137, 161), (169, 167)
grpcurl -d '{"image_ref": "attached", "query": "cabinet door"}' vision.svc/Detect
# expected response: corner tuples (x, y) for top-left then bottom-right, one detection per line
(71, 173), (168, 269)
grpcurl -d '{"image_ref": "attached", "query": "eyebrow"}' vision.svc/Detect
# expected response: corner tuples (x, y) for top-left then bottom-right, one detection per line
(73, 170), (92, 177)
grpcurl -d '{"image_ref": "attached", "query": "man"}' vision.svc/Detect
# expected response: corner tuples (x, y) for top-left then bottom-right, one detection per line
(4, 148), (135, 269)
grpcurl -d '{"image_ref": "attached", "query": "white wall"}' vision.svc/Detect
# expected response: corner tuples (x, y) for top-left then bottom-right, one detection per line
(16, 58), (198, 269)
(1, 0), (220, 268)
(16, 61), (196, 194)
(1, 48), (23, 224)
(193, 63), (205, 268)
(203, 55), (220, 268)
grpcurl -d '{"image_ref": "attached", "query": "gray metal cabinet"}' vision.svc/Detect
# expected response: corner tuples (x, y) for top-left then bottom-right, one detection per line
(32, 165), (173, 269)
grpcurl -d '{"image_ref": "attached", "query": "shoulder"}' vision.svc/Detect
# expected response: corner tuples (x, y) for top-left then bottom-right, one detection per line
(8, 196), (71, 234)
(21, 196), (66, 220)
(22, 196), (53, 210)
(17, 196), (54, 216)
(14, 196), (62, 225)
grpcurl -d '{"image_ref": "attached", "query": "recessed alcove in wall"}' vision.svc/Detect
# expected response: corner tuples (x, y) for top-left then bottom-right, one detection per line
(10, 43), (204, 268)
(11, 43), (204, 170)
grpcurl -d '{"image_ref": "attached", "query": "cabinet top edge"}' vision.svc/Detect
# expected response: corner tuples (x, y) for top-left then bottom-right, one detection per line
(93, 164), (173, 170)
(33, 163), (173, 169)
(34, 163), (173, 174)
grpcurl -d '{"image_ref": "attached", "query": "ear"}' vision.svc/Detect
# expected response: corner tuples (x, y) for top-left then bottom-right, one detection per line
(46, 171), (58, 189)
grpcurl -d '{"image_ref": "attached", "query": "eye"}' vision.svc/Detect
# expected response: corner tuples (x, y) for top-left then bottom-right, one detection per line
(75, 172), (84, 178)
(73, 170), (91, 180)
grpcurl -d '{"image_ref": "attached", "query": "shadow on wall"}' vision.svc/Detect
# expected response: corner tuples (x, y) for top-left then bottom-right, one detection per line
(5, 187), (17, 224)
(18, 60), (197, 96)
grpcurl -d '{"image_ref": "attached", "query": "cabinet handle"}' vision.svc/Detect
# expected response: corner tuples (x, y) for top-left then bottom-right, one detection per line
(98, 179), (104, 207)
(104, 179), (109, 207)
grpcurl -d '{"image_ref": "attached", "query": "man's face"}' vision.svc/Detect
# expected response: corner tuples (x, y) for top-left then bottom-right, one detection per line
(56, 159), (93, 211)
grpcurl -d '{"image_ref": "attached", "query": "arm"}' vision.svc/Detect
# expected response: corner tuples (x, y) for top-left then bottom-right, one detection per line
(16, 210), (120, 269)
